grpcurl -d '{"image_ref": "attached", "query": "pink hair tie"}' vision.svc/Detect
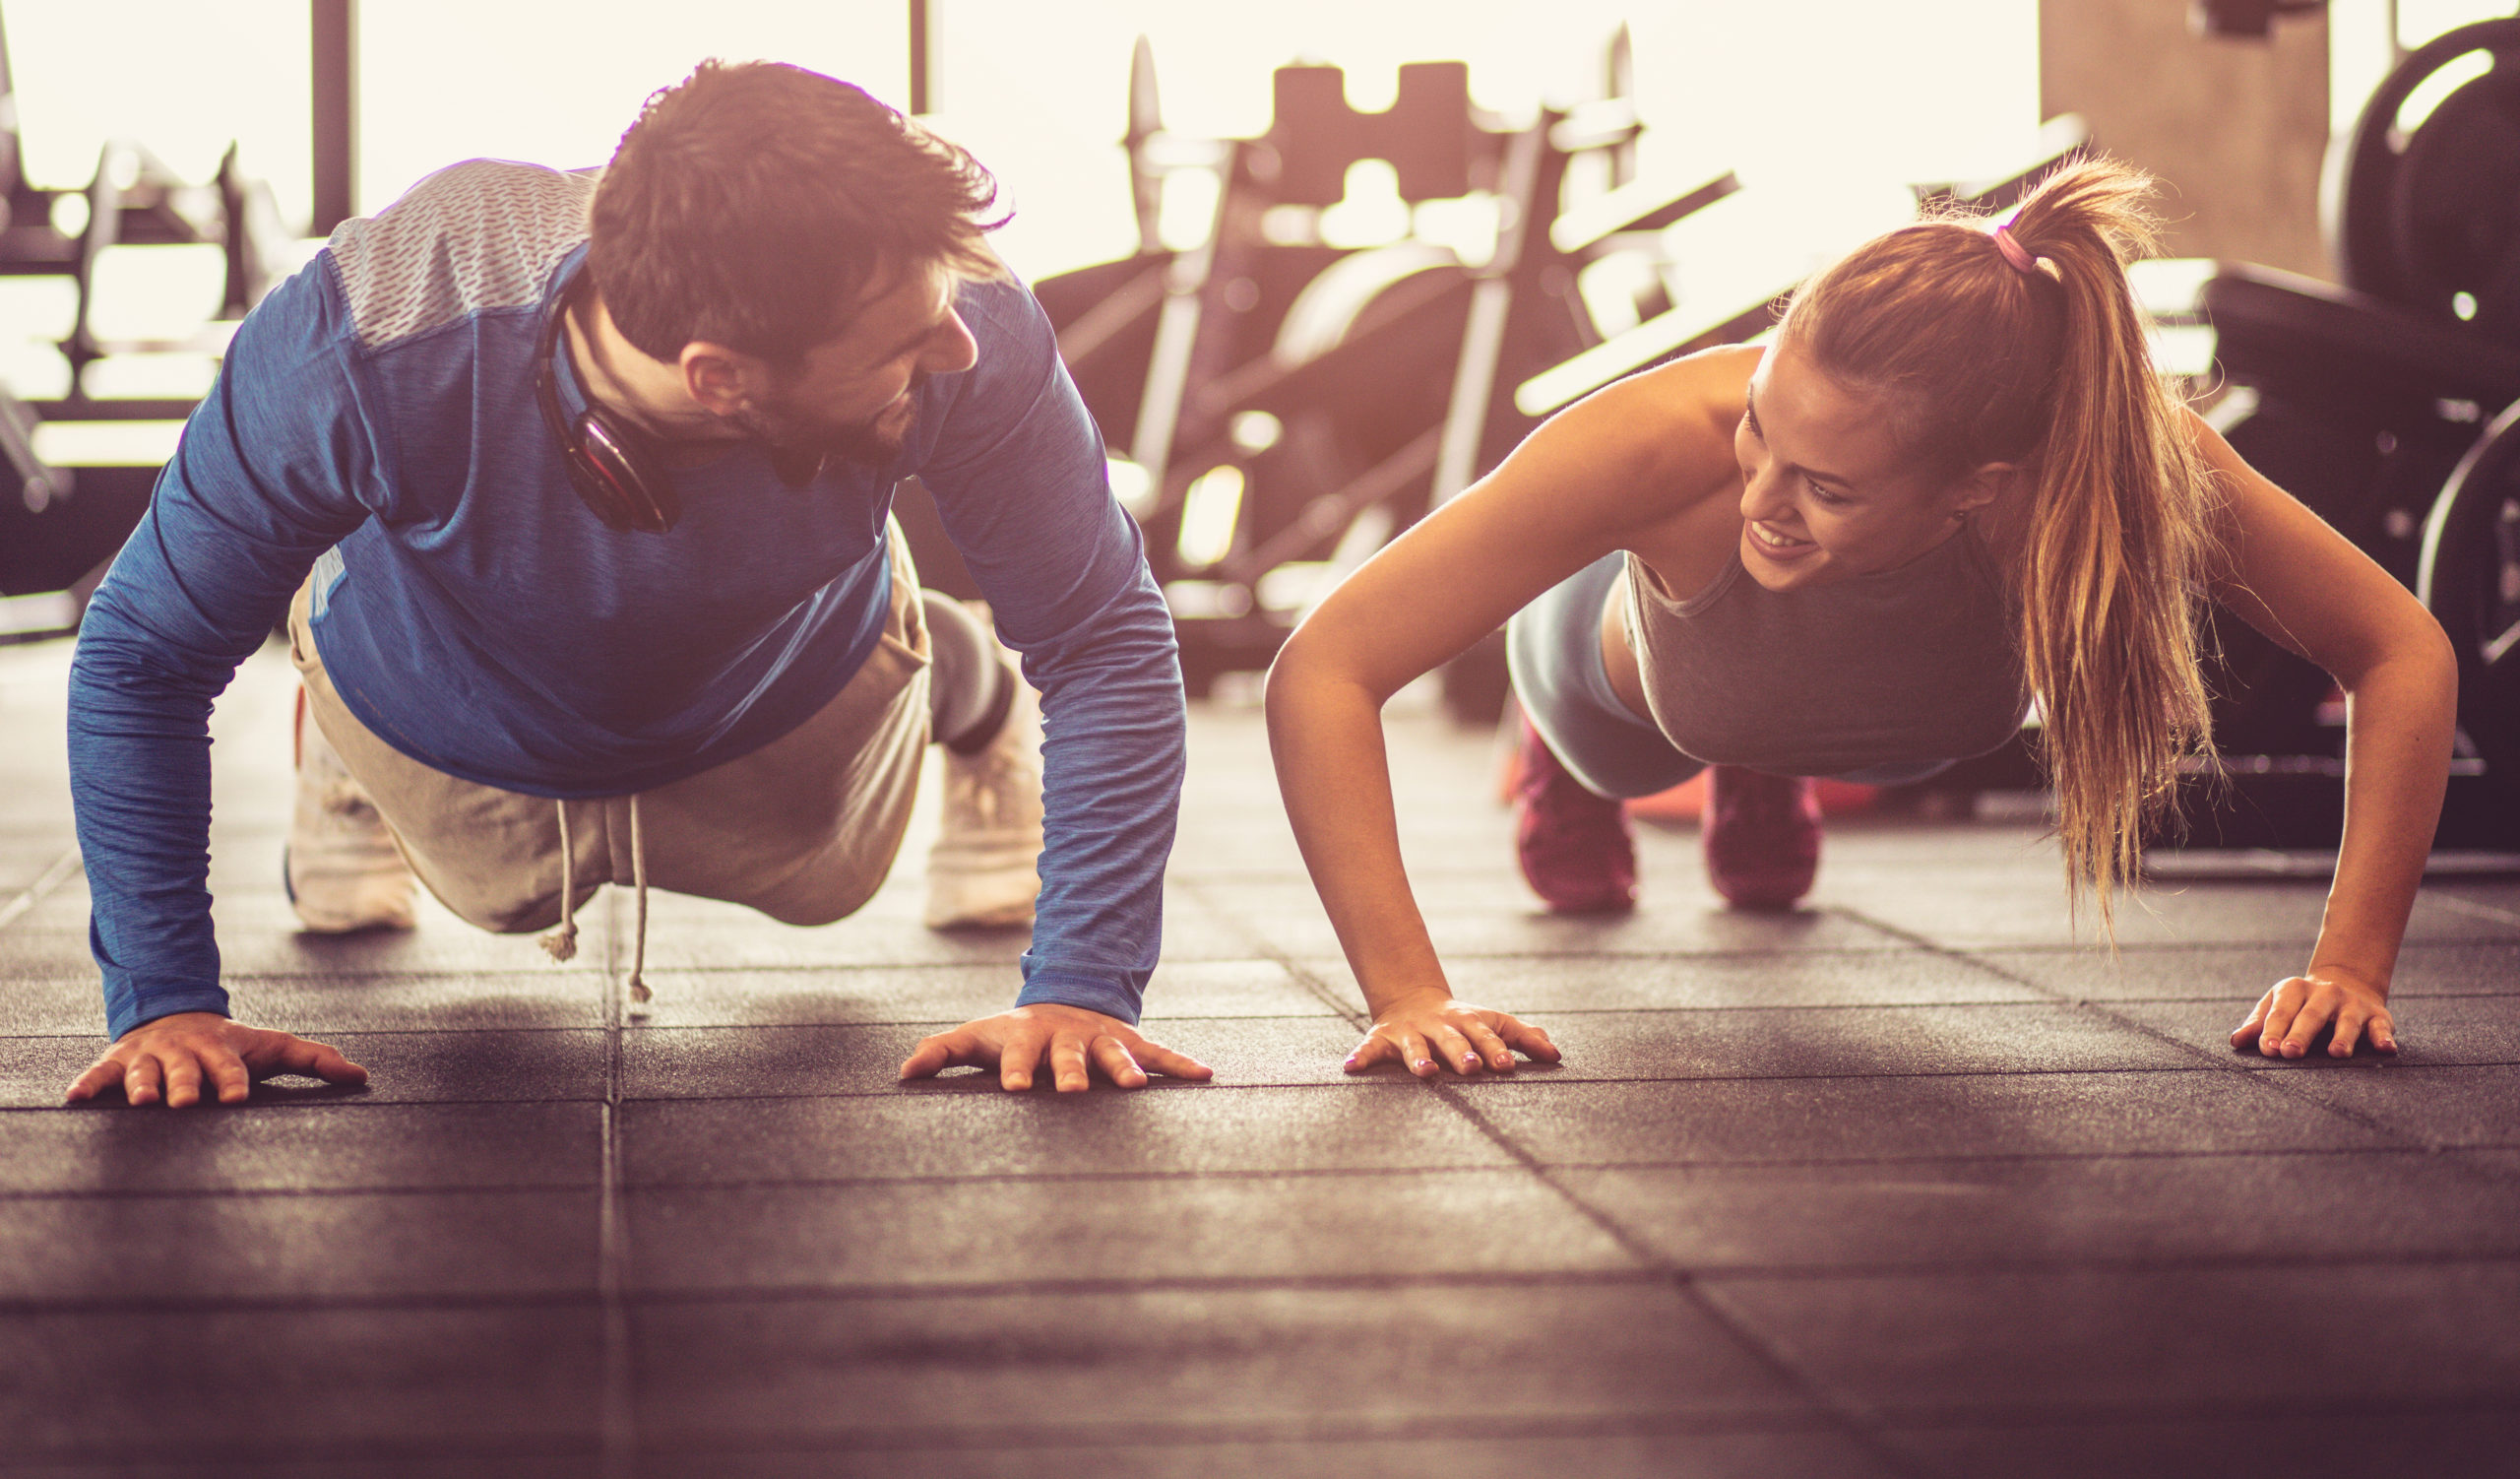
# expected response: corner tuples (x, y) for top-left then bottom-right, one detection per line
(1992, 224), (2039, 274)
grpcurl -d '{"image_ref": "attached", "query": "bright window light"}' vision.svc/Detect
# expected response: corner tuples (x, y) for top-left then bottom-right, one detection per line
(1174, 464), (1245, 568)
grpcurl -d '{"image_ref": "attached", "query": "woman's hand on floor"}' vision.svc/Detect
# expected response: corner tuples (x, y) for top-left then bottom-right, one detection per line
(1347, 991), (1561, 1077)
(2230, 968), (2397, 1059)
(65, 1012), (369, 1107)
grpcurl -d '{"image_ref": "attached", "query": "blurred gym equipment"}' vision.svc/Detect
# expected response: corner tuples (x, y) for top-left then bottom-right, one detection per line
(0, 1), (292, 639)
(2124, 5), (2520, 845)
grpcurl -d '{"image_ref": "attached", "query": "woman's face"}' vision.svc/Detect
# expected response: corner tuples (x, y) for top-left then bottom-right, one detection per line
(1732, 338), (1991, 592)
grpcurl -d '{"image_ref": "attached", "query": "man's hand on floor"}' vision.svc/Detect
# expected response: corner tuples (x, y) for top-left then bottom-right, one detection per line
(65, 1012), (369, 1107)
(898, 1003), (1213, 1091)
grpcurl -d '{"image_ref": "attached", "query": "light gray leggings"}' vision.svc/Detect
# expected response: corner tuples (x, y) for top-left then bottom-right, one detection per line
(920, 592), (1011, 753)
(1504, 553), (1957, 801)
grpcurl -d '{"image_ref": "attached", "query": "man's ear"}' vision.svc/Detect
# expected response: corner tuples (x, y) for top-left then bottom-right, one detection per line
(678, 342), (764, 418)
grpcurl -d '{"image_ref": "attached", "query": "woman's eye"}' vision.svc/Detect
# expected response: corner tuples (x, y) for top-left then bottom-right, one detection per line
(1805, 477), (1843, 505)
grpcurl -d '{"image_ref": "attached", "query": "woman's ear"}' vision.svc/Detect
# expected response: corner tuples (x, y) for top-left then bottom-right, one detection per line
(1952, 461), (2020, 520)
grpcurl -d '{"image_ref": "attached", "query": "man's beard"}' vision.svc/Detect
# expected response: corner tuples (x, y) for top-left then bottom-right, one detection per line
(731, 374), (925, 483)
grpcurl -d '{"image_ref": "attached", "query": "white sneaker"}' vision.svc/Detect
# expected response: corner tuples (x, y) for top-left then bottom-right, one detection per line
(924, 671), (1044, 930)
(286, 695), (418, 932)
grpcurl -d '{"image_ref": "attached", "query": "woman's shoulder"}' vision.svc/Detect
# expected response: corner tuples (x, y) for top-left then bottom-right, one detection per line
(1530, 345), (1753, 507)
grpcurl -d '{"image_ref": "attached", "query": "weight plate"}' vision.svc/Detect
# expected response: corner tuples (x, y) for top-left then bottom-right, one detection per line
(2332, 18), (2520, 317)
(2390, 65), (2520, 337)
(2418, 399), (2520, 804)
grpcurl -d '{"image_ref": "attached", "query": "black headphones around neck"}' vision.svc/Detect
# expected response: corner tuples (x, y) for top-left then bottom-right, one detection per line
(534, 268), (681, 535)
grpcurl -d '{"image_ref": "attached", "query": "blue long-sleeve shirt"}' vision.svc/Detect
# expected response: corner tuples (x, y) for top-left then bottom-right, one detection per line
(68, 160), (1184, 1041)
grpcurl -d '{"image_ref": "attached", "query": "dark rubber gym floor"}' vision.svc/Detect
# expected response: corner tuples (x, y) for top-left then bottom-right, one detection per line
(5, 634), (2519, 1478)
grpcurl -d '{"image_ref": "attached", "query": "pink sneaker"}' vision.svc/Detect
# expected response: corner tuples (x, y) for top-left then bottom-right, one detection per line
(1512, 719), (1636, 914)
(1702, 764), (1821, 909)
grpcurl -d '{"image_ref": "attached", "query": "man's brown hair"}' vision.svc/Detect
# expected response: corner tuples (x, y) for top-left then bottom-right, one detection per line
(589, 60), (1006, 371)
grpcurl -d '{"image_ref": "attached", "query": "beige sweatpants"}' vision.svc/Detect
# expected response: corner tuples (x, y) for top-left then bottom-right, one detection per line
(287, 531), (933, 934)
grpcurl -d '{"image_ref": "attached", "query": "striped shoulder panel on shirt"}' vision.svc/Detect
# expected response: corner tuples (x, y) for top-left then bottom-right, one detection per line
(324, 159), (598, 350)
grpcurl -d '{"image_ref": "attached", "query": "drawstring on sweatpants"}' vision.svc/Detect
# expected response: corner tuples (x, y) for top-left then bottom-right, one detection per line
(541, 800), (579, 963)
(626, 793), (651, 1003)
(537, 794), (653, 1004)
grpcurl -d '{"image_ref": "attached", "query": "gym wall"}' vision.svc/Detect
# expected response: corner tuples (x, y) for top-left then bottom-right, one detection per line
(2040, 0), (2332, 280)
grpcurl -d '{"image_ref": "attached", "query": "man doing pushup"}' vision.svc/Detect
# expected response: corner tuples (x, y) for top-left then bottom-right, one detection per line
(65, 61), (1209, 1105)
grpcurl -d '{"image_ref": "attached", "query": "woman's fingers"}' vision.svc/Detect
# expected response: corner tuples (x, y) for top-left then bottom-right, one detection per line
(1398, 1031), (1437, 1078)
(2230, 991), (2275, 1049)
(2368, 1007), (2399, 1054)
(1494, 1013), (1561, 1063)
(1345, 1031), (1400, 1073)
(1426, 1023), (1481, 1075)
(1463, 1021), (1516, 1072)
(2327, 1002), (2368, 1059)
(2257, 985), (2305, 1058)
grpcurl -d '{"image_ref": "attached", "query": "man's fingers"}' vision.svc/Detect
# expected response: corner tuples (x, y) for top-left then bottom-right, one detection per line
(160, 1053), (206, 1109)
(124, 1055), (162, 1107)
(260, 1035), (369, 1086)
(1050, 1035), (1093, 1094)
(998, 1030), (1043, 1092)
(1122, 1036), (1214, 1081)
(208, 1052), (255, 1105)
(64, 1056), (128, 1104)
(1089, 1035), (1148, 1089)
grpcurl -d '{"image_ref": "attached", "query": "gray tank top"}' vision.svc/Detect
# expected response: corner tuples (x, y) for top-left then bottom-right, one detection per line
(1620, 529), (2029, 776)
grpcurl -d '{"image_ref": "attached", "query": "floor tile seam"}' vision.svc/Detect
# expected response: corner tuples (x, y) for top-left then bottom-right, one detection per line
(615, 1410), (1852, 1455)
(611, 1061), (2403, 1102)
(0, 847), (81, 933)
(616, 1162), (1525, 1191)
(1637, 1248), (2520, 1283)
(1173, 877), (1369, 1029)
(2431, 893), (2520, 932)
(0, 1161), (1556, 1200)
(596, 891), (636, 1479)
(4, 1419), (1858, 1472)
(0, 1180), (606, 1203)
(1, 1057), (2483, 1115)
(1422, 1086), (1935, 1479)
(1821, 904), (2441, 1154)
(0, 1267), (1674, 1317)
(1687, 1248), (2520, 1286)
(1838, 1390), (2520, 1432)
(1534, 1142), (2478, 1174)
(4, 1438), (602, 1469)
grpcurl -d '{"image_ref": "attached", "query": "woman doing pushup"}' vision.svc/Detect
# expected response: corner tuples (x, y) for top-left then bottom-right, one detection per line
(1264, 160), (2458, 1078)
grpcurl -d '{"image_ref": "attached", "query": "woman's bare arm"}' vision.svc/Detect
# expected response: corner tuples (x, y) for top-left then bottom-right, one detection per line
(1264, 349), (1750, 1074)
(2188, 411), (2460, 1057)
